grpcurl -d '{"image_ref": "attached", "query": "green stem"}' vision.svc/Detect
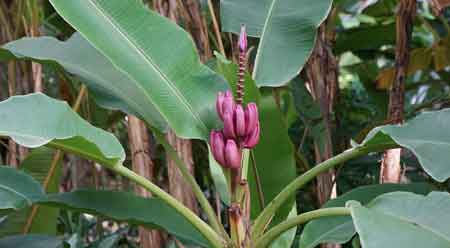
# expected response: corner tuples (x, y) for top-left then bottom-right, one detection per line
(252, 144), (396, 238)
(112, 165), (225, 248)
(241, 149), (250, 182)
(151, 128), (229, 241)
(255, 208), (351, 248)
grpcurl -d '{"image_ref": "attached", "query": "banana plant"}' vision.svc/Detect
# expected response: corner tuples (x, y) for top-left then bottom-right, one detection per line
(2, 0), (450, 248)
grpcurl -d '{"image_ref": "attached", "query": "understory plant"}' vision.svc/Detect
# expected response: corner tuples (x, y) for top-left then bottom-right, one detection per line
(2, 0), (450, 248)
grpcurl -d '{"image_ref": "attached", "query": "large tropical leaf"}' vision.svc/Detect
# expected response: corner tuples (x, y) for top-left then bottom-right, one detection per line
(0, 93), (125, 168)
(49, 0), (228, 140)
(211, 54), (297, 224)
(0, 33), (166, 131)
(350, 191), (450, 248)
(300, 183), (433, 248)
(0, 167), (207, 246)
(221, 0), (332, 86)
(42, 190), (207, 246)
(361, 109), (450, 182)
(252, 91), (297, 224)
(0, 148), (61, 236)
(0, 167), (45, 212)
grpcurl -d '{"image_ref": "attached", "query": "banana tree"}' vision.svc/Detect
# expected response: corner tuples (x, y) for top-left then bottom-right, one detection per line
(2, 0), (450, 248)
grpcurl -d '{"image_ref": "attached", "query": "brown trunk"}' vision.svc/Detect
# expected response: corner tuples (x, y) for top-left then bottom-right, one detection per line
(380, 0), (416, 184)
(166, 130), (200, 213)
(304, 11), (340, 248)
(304, 12), (339, 206)
(127, 115), (166, 247)
(177, 0), (212, 60)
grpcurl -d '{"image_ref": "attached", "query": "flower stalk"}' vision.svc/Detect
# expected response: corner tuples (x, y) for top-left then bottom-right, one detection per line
(209, 24), (257, 248)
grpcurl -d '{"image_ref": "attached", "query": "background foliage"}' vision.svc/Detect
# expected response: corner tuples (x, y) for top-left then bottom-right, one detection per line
(1, 0), (450, 247)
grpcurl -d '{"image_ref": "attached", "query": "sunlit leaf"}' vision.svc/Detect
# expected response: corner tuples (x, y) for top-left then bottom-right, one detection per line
(49, 0), (228, 140)
(300, 184), (433, 248)
(350, 191), (450, 248)
(0, 93), (125, 168)
(221, 0), (332, 86)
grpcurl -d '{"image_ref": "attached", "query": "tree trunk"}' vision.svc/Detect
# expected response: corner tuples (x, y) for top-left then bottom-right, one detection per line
(304, 10), (340, 248)
(380, 0), (416, 183)
(304, 11), (339, 207)
(166, 130), (200, 213)
(178, 0), (212, 60)
(127, 115), (166, 247)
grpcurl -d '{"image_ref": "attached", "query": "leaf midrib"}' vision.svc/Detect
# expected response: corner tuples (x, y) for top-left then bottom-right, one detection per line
(372, 208), (450, 244)
(87, 0), (207, 133)
(9, 37), (166, 130)
(0, 184), (32, 207)
(252, 0), (278, 79)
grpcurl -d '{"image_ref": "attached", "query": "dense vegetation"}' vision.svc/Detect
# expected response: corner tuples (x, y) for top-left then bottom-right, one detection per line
(1, 0), (450, 247)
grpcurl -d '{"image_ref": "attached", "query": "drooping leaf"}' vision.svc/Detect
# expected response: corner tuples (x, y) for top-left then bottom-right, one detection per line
(252, 91), (297, 224)
(0, 167), (207, 246)
(0, 167), (45, 212)
(41, 190), (208, 246)
(361, 108), (450, 182)
(0, 234), (62, 248)
(49, 0), (228, 140)
(349, 191), (450, 248)
(0, 148), (61, 236)
(0, 93), (125, 168)
(300, 183), (433, 248)
(221, 0), (332, 86)
(211, 55), (297, 225)
(1, 33), (166, 131)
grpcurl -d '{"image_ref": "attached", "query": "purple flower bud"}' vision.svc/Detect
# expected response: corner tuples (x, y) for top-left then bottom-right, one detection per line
(225, 139), (241, 169)
(239, 25), (247, 52)
(210, 130), (226, 166)
(222, 90), (235, 117)
(244, 122), (260, 148)
(235, 104), (246, 137)
(223, 111), (236, 139)
(216, 92), (225, 120)
(245, 103), (258, 136)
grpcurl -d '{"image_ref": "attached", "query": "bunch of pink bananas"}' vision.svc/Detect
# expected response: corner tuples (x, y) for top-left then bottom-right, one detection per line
(210, 91), (260, 170)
